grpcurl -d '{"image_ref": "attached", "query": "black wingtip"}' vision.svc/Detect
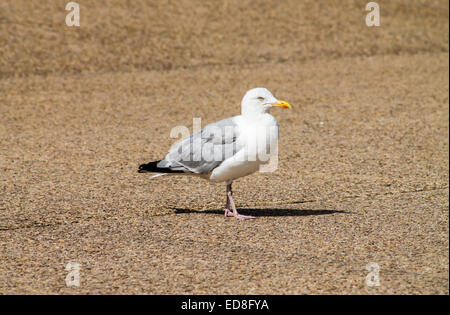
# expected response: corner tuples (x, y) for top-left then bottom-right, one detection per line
(138, 165), (149, 173)
(138, 161), (161, 173)
(138, 160), (185, 174)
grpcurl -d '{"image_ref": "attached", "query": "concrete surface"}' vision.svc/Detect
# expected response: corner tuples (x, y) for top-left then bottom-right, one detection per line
(0, 0), (448, 294)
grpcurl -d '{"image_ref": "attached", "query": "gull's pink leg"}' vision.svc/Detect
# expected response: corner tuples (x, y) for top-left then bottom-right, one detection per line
(224, 183), (234, 217)
(224, 196), (233, 217)
(225, 182), (256, 220)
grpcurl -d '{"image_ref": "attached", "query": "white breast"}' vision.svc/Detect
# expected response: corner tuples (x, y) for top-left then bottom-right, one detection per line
(209, 114), (279, 183)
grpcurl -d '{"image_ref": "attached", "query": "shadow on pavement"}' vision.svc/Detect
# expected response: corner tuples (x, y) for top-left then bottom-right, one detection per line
(170, 207), (348, 217)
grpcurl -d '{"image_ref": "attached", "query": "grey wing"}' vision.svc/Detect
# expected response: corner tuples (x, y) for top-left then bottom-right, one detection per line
(157, 117), (242, 174)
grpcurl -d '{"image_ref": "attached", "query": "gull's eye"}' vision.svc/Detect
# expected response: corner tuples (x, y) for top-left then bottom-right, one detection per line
(257, 97), (265, 101)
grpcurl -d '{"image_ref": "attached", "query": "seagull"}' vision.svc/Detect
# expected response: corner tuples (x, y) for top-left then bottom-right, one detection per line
(138, 88), (291, 220)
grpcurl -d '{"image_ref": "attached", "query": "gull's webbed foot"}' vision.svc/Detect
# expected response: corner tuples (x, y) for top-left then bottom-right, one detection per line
(224, 208), (234, 217)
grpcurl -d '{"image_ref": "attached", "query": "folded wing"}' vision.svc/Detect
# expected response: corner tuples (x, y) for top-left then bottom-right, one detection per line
(156, 117), (243, 174)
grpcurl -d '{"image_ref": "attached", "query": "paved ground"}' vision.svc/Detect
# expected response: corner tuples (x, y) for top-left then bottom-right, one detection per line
(0, 0), (448, 294)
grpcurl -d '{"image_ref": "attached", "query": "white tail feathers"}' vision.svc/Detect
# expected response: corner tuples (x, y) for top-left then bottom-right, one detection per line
(151, 173), (167, 179)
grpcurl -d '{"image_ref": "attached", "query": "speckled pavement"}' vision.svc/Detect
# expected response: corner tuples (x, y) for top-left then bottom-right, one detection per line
(0, 0), (448, 294)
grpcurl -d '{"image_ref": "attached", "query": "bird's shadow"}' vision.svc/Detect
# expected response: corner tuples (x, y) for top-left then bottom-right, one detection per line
(170, 207), (348, 217)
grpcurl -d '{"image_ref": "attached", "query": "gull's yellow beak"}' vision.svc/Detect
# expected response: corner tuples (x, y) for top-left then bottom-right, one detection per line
(271, 100), (291, 109)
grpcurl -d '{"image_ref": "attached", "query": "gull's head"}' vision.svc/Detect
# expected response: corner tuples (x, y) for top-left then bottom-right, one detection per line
(241, 87), (291, 116)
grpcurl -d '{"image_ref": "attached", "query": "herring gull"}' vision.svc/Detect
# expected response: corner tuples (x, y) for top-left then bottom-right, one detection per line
(138, 87), (291, 220)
